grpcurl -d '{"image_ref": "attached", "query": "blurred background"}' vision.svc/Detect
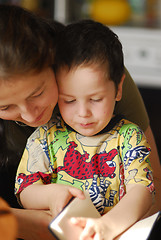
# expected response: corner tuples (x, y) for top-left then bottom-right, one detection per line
(1, 0), (161, 160)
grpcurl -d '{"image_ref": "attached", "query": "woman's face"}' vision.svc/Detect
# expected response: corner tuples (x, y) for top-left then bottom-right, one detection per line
(0, 67), (58, 127)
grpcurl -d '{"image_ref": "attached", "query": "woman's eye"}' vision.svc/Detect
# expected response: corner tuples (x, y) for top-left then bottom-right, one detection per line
(32, 90), (44, 98)
(64, 99), (75, 104)
(0, 106), (9, 111)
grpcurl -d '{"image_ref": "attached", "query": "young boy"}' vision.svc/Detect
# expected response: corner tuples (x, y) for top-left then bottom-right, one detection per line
(15, 20), (154, 239)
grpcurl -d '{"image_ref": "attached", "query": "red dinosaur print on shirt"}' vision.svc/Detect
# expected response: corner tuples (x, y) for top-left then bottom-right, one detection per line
(15, 172), (52, 194)
(58, 141), (117, 179)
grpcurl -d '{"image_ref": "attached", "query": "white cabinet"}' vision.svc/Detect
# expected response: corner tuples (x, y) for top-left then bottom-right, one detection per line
(112, 27), (161, 88)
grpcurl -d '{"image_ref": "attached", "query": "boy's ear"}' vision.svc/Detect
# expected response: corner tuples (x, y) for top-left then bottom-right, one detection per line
(115, 74), (125, 101)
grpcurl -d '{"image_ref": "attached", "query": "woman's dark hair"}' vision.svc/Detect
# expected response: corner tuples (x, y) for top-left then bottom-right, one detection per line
(0, 4), (64, 78)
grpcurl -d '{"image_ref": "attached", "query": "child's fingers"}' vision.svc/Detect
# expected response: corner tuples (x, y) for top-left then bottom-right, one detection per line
(71, 218), (105, 240)
(70, 217), (87, 227)
(71, 218), (96, 239)
(68, 187), (85, 199)
(94, 232), (105, 240)
(80, 223), (95, 240)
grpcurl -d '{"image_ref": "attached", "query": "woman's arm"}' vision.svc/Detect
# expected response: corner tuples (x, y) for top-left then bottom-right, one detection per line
(0, 198), (17, 240)
(11, 208), (55, 240)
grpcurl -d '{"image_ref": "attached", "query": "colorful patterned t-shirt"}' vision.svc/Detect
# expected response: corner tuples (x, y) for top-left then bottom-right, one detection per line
(15, 116), (154, 215)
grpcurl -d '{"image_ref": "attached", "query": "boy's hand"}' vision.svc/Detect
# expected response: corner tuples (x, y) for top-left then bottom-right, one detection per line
(70, 217), (114, 240)
(49, 184), (85, 217)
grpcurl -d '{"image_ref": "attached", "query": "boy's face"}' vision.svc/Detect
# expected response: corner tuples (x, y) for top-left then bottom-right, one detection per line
(0, 67), (58, 127)
(57, 65), (123, 136)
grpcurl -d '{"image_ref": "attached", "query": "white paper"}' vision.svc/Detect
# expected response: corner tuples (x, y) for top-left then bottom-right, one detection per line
(119, 212), (160, 240)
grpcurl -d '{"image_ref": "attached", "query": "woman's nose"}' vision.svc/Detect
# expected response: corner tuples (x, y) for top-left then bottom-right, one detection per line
(19, 104), (39, 123)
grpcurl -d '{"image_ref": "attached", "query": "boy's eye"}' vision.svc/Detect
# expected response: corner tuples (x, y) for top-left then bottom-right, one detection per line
(91, 98), (102, 102)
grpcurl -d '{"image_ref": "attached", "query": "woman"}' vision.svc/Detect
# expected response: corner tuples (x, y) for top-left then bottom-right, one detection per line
(0, 4), (160, 240)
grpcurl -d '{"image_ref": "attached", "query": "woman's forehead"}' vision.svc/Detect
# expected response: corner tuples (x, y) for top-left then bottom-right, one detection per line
(0, 74), (43, 105)
(0, 67), (54, 105)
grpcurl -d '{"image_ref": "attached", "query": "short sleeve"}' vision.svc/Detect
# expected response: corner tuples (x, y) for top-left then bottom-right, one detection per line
(14, 127), (52, 196)
(119, 121), (155, 194)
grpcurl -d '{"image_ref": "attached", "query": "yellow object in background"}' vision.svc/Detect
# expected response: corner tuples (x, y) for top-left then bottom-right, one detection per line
(90, 0), (131, 26)
(20, 0), (39, 11)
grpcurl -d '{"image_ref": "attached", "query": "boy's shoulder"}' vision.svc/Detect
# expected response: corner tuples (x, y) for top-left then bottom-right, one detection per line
(119, 118), (143, 129)
(117, 118), (145, 140)
(111, 117), (141, 132)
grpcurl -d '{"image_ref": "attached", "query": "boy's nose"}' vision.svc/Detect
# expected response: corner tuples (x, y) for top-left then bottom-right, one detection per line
(78, 104), (90, 117)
